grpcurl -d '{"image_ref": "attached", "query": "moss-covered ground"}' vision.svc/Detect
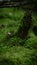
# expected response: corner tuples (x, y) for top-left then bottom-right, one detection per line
(0, 8), (37, 65)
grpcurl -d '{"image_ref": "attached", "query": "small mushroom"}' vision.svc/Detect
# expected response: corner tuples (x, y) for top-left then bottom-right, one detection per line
(7, 32), (12, 38)
(6, 31), (14, 39)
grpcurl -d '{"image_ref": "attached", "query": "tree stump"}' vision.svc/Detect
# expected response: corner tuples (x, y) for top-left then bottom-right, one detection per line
(17, 10), (32, 39)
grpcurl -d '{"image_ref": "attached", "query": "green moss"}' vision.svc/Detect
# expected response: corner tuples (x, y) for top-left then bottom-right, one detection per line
(0, 46), (37, 65)
(0, 8), (37, 65)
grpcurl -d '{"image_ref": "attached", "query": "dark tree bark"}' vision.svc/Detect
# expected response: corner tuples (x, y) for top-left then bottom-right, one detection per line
(17, 10), (32, 39)
(0, 0), (37, 7)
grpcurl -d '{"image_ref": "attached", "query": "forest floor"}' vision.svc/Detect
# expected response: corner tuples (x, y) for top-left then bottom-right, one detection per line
(0, 8), (37, 65)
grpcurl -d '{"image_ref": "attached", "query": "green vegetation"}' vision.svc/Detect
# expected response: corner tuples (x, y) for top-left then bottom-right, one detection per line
(0, 8), (37, 65)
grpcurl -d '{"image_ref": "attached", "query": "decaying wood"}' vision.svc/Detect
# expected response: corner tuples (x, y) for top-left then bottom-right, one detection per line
(0, 1), (37, 9)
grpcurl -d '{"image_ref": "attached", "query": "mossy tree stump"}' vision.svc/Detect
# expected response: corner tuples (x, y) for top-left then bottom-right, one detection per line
(17, 9), (32, 39)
